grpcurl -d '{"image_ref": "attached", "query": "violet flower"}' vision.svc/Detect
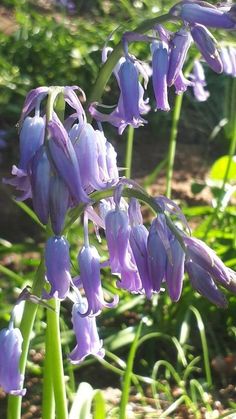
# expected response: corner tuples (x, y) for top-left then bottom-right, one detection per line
(78, 244), (118, 317)
(185, 260), (228, 307)
(31, 145), (51, 224)
(167, 28), (192, 87)
(69, 302), (105, 364)
(49, 175), (70, 236)
(174, 71), (194, 94)
(19, 115), (45, 171)
(0, 326), (26, 396)
(151, 41), (170, 111)
(166, 234), (185, 302)
(3, 165), (32, 201)
(170, 2), (236, 29)
(147, 216), (167, 293)
(190, 24), (223, 73)
(45, 236), (71, 299)
(220, 47), (234, 76)
(48, 117), (90, 204)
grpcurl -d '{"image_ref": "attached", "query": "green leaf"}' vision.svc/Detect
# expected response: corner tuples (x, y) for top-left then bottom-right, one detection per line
(209, 156), (236, 183)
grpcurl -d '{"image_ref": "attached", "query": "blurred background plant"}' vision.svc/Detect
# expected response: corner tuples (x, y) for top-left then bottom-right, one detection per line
(0, 0), (236, 417)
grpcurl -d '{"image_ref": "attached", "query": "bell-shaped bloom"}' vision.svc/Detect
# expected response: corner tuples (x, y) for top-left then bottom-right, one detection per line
(19, 115), (45, 171)
(78, 245), (118, 317)
(167, 28), (192, 86)
(48, 118), (90, 204)
(166, 235), (185, 302)
(151, 41), (170, 111)
(45, 236), (71, 299)
(191, 24), (223, 73)
(174, 71), (193, 94)
(130, 224), (153, 298)
(170, 2), (236, 29)
(191, 60), (210, 102)
(147, 216), (168, 292)
(185, 260), (227, 307)
(184, 236), (231, 285)
(20, 86), (48, 122)
(69, 302), (105, 364)
(3, 165), (32, 201)
(118, 59), (140, 122)
(96, 130), (119, 185)
(220, 47), (234, 76)
(105, 207), (136, 273)
(118, 262), (142, 293)
(0, 326), (26, 396)
(49, 175), (70, 235)
(228, 47), (236, 77)
(31, 145), (51, 224)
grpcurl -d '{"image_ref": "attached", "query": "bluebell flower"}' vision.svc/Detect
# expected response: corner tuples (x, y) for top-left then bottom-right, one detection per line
(185, 260), (227, 307)
(191, 60), (210, 102)
(220, 47), (234, 76)
(19, 115), (45, 171)
(147, 216), (168, 293)
(78, 244), (118, 316)
(49, 175), (70, 236)
(151, 41), (170, 111)
(166, 234), (185, 302)
(69, 302), (105, 364)
(3, 165), (32, 201)
(0, 326), (26, 396)
(170, 2), (236, 29)
(174, 71), (193, 95)
(45, 236), (71, 299)
(190, 24), (223, 73)
(31, 145), (51, 224)
(167, 28), (192, 87)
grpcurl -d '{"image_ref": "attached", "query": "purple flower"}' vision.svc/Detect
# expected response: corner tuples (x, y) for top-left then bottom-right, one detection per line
(190, 24), (223, 73)
(184, 236), (231, 286)
(0, 326), (26, 396)
(191, 60), (210, 102)
(31, 146), (51, 224)
(151, 41), (170, 111)
(3, 165), (32, 201)
(45, 236), (71, 299)
(49, 175), (70, 235)
(147, 216), (167, 293)
(48, 118), (90, 204)
(166, 234), (185, 302)
(20, 86), (48, 122)
(19, 116), (45, 171)
(220, 47), (234, 76)
(69, 302), (105, 364)
(105, 207), (136, 274)
(78, 244), (118, 316)
(167, 28), (192, 87)
(185, 260), (227, 307)
(170, 2), (236, 29)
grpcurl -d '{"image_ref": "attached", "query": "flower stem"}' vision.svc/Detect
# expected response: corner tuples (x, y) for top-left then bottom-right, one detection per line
(46, 298), (68, 419)
(7, 259), (45, 419)
(166, 93), (183, 199)
(125, 125), (135, 178)
(42, 309), (55, 419)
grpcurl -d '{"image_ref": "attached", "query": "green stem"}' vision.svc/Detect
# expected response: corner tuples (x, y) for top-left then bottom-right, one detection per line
(7, 259), (45, 419)
(119, 322), (142, 419)
(46, 299), (68, 419)
(166, 93), (183, 199)
(42, 310), (55, 419)
(204, 78), (236, 239)
(125, 125), (134, 178)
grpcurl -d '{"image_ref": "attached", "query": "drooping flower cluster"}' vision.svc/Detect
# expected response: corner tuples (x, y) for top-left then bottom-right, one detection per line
(90, 1), (236, 131)
(2, 0), (236, 399)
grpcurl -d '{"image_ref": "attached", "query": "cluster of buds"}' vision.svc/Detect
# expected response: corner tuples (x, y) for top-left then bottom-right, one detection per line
(90, 1), (236, 131)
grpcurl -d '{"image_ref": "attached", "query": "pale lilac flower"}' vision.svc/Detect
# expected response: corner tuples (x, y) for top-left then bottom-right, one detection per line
(45, 236), (71, 299)
(69, 302), (105, 364)
(228, 47), (236, 77)
(78, 244), (118, 316)
(3, 165), (32, 201)
(185, 260), (227, 307)
(174, 71), (194, 94)
(167, 28), (192, 86)
(191, 60), (210, 102)
(147, 216), (167, 293)
(0, 326), (26, 396)
(170, 2), (236, 29)
(190, 24), (223, 73)
(220, 47), (234, 75)
(31, 146), (51, 224)
(20, 86), (48, 122)
(151, 41), (170, 111)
